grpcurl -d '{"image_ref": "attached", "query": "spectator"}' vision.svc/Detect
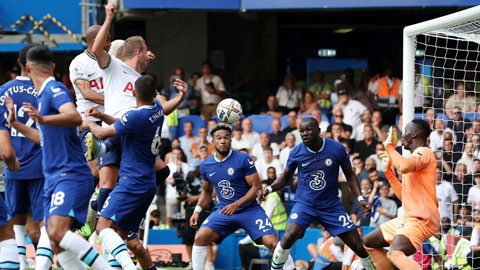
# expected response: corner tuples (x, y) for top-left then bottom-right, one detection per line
(269, 118), (287, 147)
(309, 71), (333, 116)
(452, 163), (474, 204)
(367, 167), (387, 185)
(442, 139), (462, 172)
(330, 123), (344, 142)
(164, 139), (187, 164)
(149, 209), (169, 229)
(261, 94), (283, 118)
(359, 157), (386, 181)
(447, 106), (472, 144)
(189, 71), (201, 87)
(351, 179), (373, 226)
(231, 126), (250, 152)
(162, 67), (193, 117)
(354, 109), (372, 142)
(425, 108), (436, 129)
(251, 132), (280, 161)
(370, 110), (388, 142)
(473, 135), (480, 159)
(333, 89), (367, 129)
(295, 230), (343, 270)
(327, 109), (353, 140)
(165, 148), (189, 227)
(455, 205), (472, 226)
(353, 124), (377, 162)
(298, 91), (319, 115)
(190, 127), (215, 159)
(311, 109), (330, 135)
(436, 169), (460, 221)
(179, 121), (200, 162)
(276, 73), (303, 114)
(291, 117), (303, 146)
(206, 119), (217, 143)
(351, 70), (377, 111)
(283, 111), (298, 133)
(429, 119), (453, 151)
(255, 146), (283, 180)
(195, 61), (226, 120)
(367, 142), (386, 172)
(368, 66), (402, 122)
(468, 174), (480, 209)
(473, 159), (480, 174)
(445, 82), (475, 119)
(280, 133), (296, 169)
(412, 239), (442, 270)
(369, 182), (397, 227)
(352, 156), (366, 178)
(241, 118), (261, 149)
(459, 142), (475, 174)
(412, 63), (432, 112)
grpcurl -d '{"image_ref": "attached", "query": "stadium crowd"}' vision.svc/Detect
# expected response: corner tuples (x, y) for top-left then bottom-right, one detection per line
(0, 5), (478, 270)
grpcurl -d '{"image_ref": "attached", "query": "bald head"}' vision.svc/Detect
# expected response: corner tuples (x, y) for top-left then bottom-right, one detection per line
(301, 117), (319, 129)
(86, 25), (102, 44)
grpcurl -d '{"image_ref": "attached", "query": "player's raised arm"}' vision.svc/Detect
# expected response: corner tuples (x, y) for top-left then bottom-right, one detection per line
(84, 106), (118, 125)
(92, 1), (115, 68)
(156, 79), (188, 115)
(23, 102), (82, 127)
(378, 151), (403, 201)
(190, 180), (214, 228)
(220, 171), (262, 216)
(82, 119), (117, 140)
(4, 97), (40, 144)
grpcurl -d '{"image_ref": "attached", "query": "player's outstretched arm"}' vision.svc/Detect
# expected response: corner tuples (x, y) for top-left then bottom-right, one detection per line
(5, 97), (40, 145)
(0, 130), (20, 171)
(75, 80), (104, 105)
(82, 119), (117, 140)
(343, 166), (371, 217)
(156, 79), (188, 115)
(220, 172), (262, 216)
(84, 106), (118, 125)
(92, 1), (115, 68)
(24, 102), (82, 127)
(378, 151), (402, 201)
(258, 168), (293, 201)
(190, 180), (213, 228)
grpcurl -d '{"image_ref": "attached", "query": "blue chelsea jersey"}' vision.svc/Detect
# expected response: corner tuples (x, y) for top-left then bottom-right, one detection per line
(114, 99), (164, 193)
(36, 77), (91, 182)
(0, 76), (43, 180)
(287, 137), (351, 208)
(200, 150), (258, 211)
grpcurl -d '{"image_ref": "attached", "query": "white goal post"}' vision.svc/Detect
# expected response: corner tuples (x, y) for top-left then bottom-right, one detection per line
(403, 5), (480, 130)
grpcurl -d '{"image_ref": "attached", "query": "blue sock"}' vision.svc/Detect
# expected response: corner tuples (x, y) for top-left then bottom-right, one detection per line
(97, 188), (113, 212)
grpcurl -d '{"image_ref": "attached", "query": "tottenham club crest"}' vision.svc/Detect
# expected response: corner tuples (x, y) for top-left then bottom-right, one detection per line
(309, 169), (326, 191)
(228, 168), (235, 175)
(325, 158), (332, 166)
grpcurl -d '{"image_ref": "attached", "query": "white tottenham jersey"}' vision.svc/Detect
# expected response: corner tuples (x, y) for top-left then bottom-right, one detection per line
(102, 56), (139, 123)
(69, 50), (105, 121)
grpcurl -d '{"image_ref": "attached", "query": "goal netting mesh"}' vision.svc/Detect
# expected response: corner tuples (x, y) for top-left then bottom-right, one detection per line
(413, 16), (480, 269)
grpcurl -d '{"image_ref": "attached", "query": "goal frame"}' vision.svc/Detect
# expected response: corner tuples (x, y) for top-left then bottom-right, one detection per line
(402, 5), (480, 131)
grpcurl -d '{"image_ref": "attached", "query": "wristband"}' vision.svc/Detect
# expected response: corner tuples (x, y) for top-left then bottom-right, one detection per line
(357, 196), (365, 202)
(194, 206), (202, 214)
(266, 186), (273, 194)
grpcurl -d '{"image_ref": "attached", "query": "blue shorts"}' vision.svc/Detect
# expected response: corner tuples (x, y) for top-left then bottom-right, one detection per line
(98, 136), (121, 169)
(287, 202), (356, 237)
(0, 196), (10, 227)
(78, 122), (102, 154)
(44, 177), (94, 228)
(201, 203), (276, 244)
(5, 178), (45, 221)
(100, 181), (156, 232)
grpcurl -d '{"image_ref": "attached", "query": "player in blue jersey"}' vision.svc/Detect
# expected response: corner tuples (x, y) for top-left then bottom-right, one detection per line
(10, 45), (110, 270)
(82, 74), (187, 270)
(0, 44), (47, 270)
(258, 117), (376, 270)
(189, 123), (295, 270)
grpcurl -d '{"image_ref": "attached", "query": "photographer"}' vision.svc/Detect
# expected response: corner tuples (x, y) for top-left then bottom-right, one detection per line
(182, 144), (216, 270)
(166, 148), (190, 228)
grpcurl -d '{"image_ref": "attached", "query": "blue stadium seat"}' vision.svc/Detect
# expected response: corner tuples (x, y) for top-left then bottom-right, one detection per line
(280, 114), (329, 131)
(414, 113), (426, 120)
(176, 115), (206, 138)
(248, 115), (275, 134)
(464, 112), (479, 122)
(435, 112), (449, 121)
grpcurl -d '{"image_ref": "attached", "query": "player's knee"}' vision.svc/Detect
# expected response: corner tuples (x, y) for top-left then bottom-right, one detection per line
(27, 228), (41, 243)
(193, 232), (210, 246)
(127, 240), (143, 254)
(46, 226), (65, 244)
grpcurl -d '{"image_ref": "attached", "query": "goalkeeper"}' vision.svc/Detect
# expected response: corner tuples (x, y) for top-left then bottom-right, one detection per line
(363, 119), (440, 270)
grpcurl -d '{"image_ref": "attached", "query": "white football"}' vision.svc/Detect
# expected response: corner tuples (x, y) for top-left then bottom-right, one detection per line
(216, 98), (242, 124)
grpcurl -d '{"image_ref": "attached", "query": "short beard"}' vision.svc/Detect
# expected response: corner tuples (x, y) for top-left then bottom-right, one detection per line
(215, 146), (230, 156)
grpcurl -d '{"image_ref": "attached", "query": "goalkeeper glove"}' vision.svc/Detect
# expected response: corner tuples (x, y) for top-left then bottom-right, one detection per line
(383, 126), (398, 150)
(378, 151), (395, 178)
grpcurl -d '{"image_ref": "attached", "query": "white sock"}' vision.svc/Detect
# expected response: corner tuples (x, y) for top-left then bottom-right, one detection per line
(59, 230), (109, 270)
(271, 242), (291, 270)
(107, 253), (122, 270)
(13, 225), (26, 270)
(192, 245), (208, 270)
(57, 251), (86, 270)
(283, 255), (295, 270)
(99, 228), (136, 270)
(0, 239), (20, 270)
(35, 226), (53, 270)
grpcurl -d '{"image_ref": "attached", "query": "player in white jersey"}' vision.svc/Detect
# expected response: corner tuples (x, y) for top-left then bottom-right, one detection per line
(69, 24), (110, 177)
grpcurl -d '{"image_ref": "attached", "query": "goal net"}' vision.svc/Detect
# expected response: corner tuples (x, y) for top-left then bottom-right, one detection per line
(403, 5), (480, 269)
